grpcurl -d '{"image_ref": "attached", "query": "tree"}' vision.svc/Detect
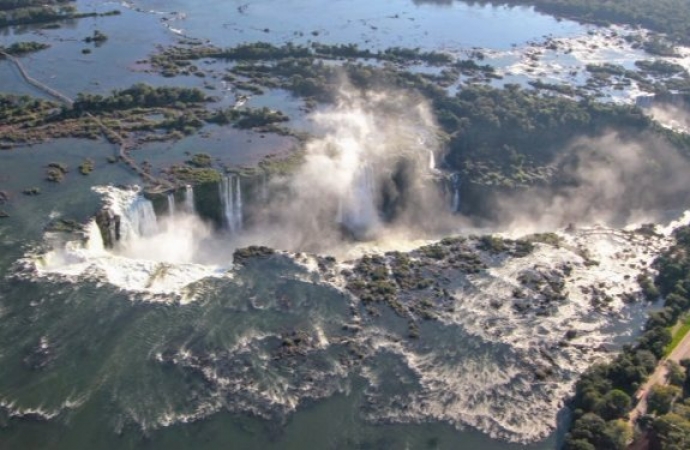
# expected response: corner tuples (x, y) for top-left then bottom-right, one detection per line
(653, 413), (690, 450)
(648, 385), (682, 415)
(599, 390), (632, 421)
(564, 439), (595, 450)
(602, 420), (632, 450)
(666, 361), (686, 387)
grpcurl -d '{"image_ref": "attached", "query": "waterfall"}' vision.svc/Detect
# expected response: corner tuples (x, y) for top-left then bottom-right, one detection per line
(85, 220), (105, 254)
(340, 163), (379, 234)
(234, 176), (243, 229)
(122, 195), (159, 240)
(167, 193), (176, 216)
(184, 185), (196, 214)
(429, 149), (436, 171)
(220, 175), (243, 233)
(451, 173), (461, 213)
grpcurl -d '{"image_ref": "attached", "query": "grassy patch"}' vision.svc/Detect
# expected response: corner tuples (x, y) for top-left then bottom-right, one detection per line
(664, 314), (690, 357)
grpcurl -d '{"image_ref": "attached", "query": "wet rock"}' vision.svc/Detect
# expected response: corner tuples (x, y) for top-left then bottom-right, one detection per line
(533, 367), (553, 381)
(23, 337), (55, 371)
(22, 187), (41, 196)
(233, 245), (275, 263)
(95, 209), (121, 249)
(45, 218), (84, 234)
(275, 330), (314, 359)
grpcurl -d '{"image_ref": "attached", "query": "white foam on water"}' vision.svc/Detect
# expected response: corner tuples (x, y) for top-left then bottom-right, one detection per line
(15, 180), (690, 442)
(346, 220), (687, 443)
(0, 394), (88, 421)
(25, 186), (233, 302)
(496, 25), (690, 105)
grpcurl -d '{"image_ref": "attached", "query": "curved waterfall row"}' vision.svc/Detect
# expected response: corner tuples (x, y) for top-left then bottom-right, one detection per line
(122, 195), (159, 240)
(220, 175), (243, 233)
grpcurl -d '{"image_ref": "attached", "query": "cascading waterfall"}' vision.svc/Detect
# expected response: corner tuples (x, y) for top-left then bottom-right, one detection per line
(121, 195), (159, 240)
(451, 173), (461, 213)
(340, 162), (379, 234)
(184, 185), (196, 214)
(167, 193), (176, 217)
(220, 175), (243, 233)
(428, 149), (436, 171)
(234, 176), (243, 229)
(85, 220), (105, 254)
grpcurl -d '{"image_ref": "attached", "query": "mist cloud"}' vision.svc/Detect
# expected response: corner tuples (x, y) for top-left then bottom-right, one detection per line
(239, 86), (450, 253)
(493, 131), (690, 233)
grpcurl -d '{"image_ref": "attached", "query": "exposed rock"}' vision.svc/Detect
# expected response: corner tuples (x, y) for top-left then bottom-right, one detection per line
(23, 337), (54, 371)
(95, 209), (121, 249)
(45, 219), (84, 234)
(22, 187), (41, 196)
(233, 245), (275, 263)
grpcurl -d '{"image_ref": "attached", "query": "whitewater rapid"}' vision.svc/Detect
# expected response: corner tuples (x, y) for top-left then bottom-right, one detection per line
(26, 186), (233, 302)
(12, 185), (689, 443)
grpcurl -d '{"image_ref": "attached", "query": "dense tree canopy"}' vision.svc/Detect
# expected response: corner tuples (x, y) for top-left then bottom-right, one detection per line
(564, 225), (690, 450)
(472, 0), (690, 44)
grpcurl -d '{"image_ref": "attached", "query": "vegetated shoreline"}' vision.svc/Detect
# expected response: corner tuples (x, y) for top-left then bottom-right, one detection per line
(0, 0), (120, 29)
(563, 224), (690, 450)
(4, 37), (690, 216)
(474, 0), (690, 46)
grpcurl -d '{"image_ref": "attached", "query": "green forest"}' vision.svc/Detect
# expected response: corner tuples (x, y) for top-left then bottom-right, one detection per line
(475, 0), (690, 44)
(564, 226), (690, 450)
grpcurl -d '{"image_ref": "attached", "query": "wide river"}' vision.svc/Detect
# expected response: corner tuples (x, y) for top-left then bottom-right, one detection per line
(0, 1), (674, 449)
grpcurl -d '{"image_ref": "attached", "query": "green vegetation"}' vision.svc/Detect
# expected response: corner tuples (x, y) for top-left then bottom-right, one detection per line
(525, 232), (562, 247)
(564, 225), (690, 450)
(0, 1), (119, 28)
(481, 0), (690, 44)
(187, 153), (212, 168)
(438, 84), (658, 189)
(0, 0), (71, 10)
(584, 61), (690, 95)
(148, 42), (462, 77)
(70, 83), (209, 114)
(83, 30), (107, 44)
(635, 59), (686, 76)
(1, 41), (49, 55)
(22, 187), (40, 196)
(165, 166), (221, 184)
(78, 158), (94, 175)
(206, 106), (289, 130)
(665, 314), (690, 357)
(44, 218), (83, 233)
(150, 39), (685, 192)
(45, 162), (68, 183)
(233, 246), (275, 263)
(647, 384), (682, 415)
